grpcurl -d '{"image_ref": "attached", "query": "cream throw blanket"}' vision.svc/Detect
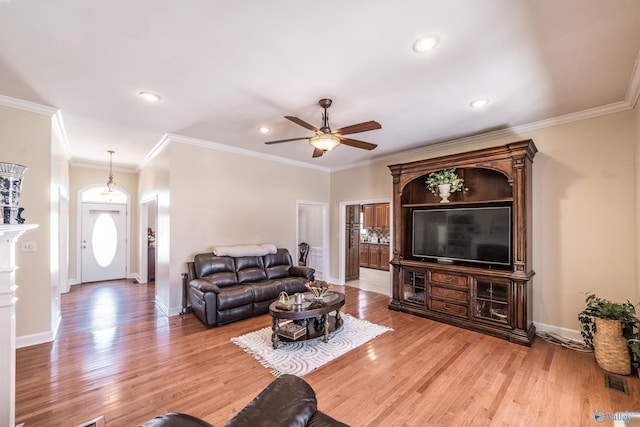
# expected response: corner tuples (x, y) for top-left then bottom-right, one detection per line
(212, 244), (278, 257)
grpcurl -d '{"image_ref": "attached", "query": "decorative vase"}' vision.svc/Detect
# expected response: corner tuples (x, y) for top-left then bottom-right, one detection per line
(437, 183), (452, 203)
(0, 162), (27, 224)
(593, 318), (631, 375)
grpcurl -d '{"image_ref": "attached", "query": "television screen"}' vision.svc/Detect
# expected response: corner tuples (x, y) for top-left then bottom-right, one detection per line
(412, 206), (511, 265)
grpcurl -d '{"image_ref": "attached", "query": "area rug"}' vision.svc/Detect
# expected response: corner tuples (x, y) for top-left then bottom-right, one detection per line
(231, 314), (393, 377)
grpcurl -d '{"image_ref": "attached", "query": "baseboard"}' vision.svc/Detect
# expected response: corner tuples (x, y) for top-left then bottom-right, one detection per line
(533, 321), (584, 343)
(16, 330), (54, 348)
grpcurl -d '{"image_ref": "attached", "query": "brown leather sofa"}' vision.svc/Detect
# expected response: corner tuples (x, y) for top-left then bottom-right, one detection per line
(187, 248), (314, 327)
(140, 374), (348, 426)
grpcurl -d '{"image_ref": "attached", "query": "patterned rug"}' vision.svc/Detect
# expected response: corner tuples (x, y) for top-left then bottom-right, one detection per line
(231, 314), (393, 377)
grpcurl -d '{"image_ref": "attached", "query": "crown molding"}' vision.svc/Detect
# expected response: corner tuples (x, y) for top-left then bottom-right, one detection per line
(161, 133), (331, 173)
(331, 98), (637, 173)
(0, 94), (59, 116)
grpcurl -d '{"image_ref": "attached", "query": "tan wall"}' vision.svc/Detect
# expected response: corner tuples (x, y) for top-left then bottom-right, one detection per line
(146, 141), (331, 314)
(0, 105), (55, 339)
(68, 165), (139, 283)
(330, 109), (637, 334)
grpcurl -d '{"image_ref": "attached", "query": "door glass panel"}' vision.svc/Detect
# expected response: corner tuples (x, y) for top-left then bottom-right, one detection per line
(92, 213), (117, 267)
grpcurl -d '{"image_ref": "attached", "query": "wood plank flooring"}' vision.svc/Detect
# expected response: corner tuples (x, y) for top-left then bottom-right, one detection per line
(16, 280), (639, 426)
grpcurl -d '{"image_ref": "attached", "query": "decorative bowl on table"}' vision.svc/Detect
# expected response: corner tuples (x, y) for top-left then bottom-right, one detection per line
(305, 280), (330, 301)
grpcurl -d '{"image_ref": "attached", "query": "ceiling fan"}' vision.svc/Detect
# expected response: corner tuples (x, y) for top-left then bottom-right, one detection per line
(264, 99), (381, 158)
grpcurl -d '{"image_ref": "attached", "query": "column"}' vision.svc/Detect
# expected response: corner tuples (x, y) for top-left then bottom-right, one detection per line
(0, 224), (38, 427)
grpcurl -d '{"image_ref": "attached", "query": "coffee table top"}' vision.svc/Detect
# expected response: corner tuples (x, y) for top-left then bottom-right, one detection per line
(269, 291), (345, 321)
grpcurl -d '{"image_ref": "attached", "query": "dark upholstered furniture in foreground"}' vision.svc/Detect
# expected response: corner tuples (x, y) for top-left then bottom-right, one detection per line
(187, 248), (314, 327)
(140, 374), (348, 427)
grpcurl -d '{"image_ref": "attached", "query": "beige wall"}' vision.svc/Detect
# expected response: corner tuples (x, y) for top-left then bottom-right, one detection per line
(0, 106), (68, 346)
(330, 109), (638, 335)
(68, 166), (140, 283)
(138, 140), (331, 315)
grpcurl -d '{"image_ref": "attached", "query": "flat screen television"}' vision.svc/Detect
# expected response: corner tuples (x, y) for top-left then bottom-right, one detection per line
(412, 206), (511, 266)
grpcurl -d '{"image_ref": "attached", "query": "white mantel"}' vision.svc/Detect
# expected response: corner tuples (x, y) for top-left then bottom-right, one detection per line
(0, 224), (38, 427)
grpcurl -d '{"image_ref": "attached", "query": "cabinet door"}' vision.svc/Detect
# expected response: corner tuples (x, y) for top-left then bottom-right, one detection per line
(362, 205), (374, 229)
(473, 279), (510, 324)
(379, 244), (390, 271)
(369, 243), (380, 268)
(359, 243), (370, 267)
(401, 268), (426, 304)
(374, 204), (388, 229)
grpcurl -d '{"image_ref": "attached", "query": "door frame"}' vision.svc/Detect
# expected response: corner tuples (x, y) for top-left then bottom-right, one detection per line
(338, 198), (392, 285)
(75, 184), (131, 285)
(295, 200), (329, 280)
(139, 194), (158, 284)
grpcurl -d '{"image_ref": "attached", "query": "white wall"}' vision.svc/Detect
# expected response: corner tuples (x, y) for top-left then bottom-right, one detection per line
(330, 108), (638, 336)
(298, 204), (323, 247)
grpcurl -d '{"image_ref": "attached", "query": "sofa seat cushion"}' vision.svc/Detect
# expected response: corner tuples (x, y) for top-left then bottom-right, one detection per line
(246, 280), (283, 302)
(217, 285), (254, 310)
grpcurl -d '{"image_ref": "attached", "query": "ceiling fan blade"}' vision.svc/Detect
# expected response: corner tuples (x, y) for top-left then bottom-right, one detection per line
(339, 137), (378, 151)
(312, 147), (324, 158)
(285, 116), (319, 132)
(333, 120), (381, 136)
(264, 137), (310, 145)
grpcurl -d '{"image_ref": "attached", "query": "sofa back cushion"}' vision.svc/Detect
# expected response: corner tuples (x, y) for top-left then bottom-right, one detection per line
(236, 256), (267, 283)
(263, 248), (293, 279)
(193, 253), (237, 287)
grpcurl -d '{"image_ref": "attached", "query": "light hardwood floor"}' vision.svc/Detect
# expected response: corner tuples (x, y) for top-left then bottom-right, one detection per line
(16, 280), (639, 426)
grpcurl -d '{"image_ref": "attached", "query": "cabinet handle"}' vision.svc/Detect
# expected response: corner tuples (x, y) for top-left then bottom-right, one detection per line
(443, 303), (451, 310)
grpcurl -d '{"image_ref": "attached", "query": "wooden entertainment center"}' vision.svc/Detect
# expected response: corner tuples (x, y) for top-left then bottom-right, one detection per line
(388, 140), (537, 345)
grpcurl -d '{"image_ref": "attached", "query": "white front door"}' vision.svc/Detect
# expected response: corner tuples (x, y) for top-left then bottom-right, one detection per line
(81, 203), (127, 283)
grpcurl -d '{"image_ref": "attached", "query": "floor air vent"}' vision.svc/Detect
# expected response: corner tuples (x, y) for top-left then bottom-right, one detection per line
(604, 374), (629, 395)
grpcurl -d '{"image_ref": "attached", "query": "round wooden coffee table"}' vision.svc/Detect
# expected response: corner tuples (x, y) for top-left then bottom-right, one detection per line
(269, 292), (345, 349)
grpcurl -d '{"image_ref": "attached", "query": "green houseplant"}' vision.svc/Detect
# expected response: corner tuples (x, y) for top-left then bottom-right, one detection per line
(425, 168), (467, 201)
(578, 292), (639, 374)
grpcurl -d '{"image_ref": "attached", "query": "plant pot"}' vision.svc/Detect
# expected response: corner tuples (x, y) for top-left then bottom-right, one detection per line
(593, 318), (631, 375)
(437, 183), (452, 203)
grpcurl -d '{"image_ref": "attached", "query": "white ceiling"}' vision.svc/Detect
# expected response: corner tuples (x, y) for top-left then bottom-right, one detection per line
(0, 0), (639, 171)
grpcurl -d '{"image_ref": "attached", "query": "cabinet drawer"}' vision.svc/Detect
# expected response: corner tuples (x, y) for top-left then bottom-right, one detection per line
(430, 286), (467, 302)
(431, 299), (468, 317)
(430, 272), (467, 288)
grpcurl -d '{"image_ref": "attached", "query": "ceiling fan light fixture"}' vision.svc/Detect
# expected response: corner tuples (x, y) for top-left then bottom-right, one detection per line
(309, 133), (341, 151)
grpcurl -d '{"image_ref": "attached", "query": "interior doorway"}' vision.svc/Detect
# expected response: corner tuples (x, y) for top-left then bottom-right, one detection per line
(140, 196), (158, 285)
(339, 198), (392, 295)
(296, 201), (328, 280)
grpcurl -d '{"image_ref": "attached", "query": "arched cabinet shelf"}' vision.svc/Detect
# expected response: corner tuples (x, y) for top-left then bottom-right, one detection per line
(388, 140), (537, 345)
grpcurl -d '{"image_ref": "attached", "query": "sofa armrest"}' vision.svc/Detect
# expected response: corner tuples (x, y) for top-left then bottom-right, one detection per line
(225, 374), (317, 427)
(189, 279), (221, 294)
(289, 266), (315, 280)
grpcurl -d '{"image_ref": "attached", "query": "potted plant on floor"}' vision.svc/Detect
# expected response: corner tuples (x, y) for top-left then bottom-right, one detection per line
(425, 168), (467, 203)
(578, 292), (639, 375)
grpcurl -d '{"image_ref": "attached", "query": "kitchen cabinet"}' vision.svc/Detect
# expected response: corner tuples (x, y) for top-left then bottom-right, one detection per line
(360, 243), (390, 271)
(361, 203), (389, 230)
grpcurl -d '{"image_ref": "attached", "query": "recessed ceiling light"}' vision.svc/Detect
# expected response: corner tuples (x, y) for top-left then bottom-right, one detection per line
(257, 126), (271, 134)
(139, 91), (161, 102)
(412, 34), (440, 53)
(470, 98), (490, 109)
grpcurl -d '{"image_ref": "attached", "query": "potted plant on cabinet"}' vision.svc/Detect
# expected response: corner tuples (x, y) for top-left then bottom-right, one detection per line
(578, 292), (639, 375)
(425, 168), (467, 203)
